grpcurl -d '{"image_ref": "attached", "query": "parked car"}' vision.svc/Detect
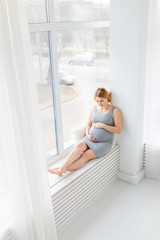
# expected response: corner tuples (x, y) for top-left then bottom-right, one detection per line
(69, 54), (94, 66)
(79, 51), (96, 60)
(59, 70), (77, 85)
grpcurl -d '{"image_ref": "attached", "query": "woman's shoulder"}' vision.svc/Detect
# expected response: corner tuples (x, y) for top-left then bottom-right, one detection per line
(113, 106), (120, 111)
(112, 106), (121, 117)
(110, 104), (116, 112)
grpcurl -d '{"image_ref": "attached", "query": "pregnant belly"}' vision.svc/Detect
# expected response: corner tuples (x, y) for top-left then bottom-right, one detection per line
(89, 127), (112, 142)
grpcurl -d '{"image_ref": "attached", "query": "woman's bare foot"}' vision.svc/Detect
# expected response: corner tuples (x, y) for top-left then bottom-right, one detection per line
(48, 166), (67, 176)
(48, 167), (59, 174)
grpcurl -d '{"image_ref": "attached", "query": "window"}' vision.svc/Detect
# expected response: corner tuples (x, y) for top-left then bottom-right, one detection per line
(24, 0), (110, 161)
(25, 0), (49, 23)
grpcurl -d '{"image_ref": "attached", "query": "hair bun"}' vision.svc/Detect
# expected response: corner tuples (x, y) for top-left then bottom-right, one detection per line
(106, 90), (112, 103)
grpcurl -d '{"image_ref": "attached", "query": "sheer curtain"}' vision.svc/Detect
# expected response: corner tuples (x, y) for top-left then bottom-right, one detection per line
(0, 1), (57, 239)
(145, 0), (160, 180)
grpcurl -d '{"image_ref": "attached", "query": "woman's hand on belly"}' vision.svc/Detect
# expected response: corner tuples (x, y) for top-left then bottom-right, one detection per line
(86, 134), (97, 142)
(90, 126), (111, 142)
(92, 122), (104, 129)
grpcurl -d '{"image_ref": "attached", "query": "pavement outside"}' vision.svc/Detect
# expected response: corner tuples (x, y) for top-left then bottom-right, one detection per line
(37, 83), (79, 110)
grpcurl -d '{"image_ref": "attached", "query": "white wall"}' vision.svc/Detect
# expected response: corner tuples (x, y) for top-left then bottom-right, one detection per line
(110, 0), (149, 176)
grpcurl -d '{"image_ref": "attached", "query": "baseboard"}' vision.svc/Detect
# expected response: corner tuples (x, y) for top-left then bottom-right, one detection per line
(118, 168), (145, 184)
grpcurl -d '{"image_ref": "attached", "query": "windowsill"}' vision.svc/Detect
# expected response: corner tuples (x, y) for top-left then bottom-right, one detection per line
(48, 144), (120, 196)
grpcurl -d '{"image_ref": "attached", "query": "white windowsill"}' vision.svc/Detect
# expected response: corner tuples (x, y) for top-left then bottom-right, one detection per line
(48, 145), (119, 196)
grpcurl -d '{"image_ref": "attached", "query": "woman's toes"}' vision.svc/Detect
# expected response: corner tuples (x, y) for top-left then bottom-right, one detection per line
(48, 167), (59, 174)
(48, 166), (67, 176)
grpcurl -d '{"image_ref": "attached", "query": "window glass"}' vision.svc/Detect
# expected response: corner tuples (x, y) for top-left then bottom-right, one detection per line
(24, 0), (49, 23)
(57, 28), (110, 148)
(30, 32), (57, 158)
(54, 0), (110, 22)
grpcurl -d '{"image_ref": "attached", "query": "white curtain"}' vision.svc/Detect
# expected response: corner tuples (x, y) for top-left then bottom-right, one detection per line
(0, 0), (57, 239)
(145, 0), (160, 179)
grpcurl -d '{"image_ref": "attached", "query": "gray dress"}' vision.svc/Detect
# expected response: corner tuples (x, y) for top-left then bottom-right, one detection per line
(82, 106), (115, 158)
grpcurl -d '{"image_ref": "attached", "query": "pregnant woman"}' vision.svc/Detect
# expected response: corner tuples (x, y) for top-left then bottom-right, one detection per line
(48, 87), (122, 176)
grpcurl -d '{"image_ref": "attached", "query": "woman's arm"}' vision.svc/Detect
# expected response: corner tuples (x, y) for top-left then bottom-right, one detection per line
(86, 106), (97, 142)
(92, 108), (122, 134)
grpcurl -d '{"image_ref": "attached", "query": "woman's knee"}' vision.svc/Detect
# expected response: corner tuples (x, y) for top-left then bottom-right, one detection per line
(75, 141), (87, 152)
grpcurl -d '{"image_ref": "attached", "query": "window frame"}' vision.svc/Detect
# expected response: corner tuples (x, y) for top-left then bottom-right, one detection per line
(28, 0), (110, 164)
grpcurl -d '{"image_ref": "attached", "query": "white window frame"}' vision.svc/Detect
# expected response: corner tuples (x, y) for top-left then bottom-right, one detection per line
(28, 0), (110, 165)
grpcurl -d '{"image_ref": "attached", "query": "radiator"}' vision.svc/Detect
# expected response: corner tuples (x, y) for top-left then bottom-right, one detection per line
(51, 145), (120, 233)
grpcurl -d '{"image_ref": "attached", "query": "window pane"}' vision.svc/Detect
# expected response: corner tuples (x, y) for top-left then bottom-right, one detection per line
(54, 0), (110, 22)
(57, 28), (110, 148)
(30, 32), (57, 158)
(24, 0), (48, 23)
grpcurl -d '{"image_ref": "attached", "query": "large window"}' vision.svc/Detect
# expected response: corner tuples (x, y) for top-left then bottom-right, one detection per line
(24, 0), (110, 161)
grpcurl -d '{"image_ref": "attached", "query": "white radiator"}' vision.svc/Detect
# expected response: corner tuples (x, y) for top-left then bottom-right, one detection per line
(51, 145), (120, 233)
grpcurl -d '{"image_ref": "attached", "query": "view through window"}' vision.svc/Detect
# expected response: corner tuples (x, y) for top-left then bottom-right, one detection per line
(24, 0), (110, 160)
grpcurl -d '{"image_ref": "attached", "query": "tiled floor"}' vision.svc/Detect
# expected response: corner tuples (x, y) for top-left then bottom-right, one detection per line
(58, 178), (160, 240)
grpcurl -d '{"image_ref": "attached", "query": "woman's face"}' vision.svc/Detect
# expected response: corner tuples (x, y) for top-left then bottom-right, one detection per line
(95, 97), (108, 107)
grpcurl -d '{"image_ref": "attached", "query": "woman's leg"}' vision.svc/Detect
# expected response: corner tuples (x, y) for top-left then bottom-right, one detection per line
(67, 149), (96, 171)
(48, 140), (88, 175)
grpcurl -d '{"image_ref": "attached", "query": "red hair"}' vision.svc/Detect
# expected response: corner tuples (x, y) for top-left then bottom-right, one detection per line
(94, 88), (112, 103)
